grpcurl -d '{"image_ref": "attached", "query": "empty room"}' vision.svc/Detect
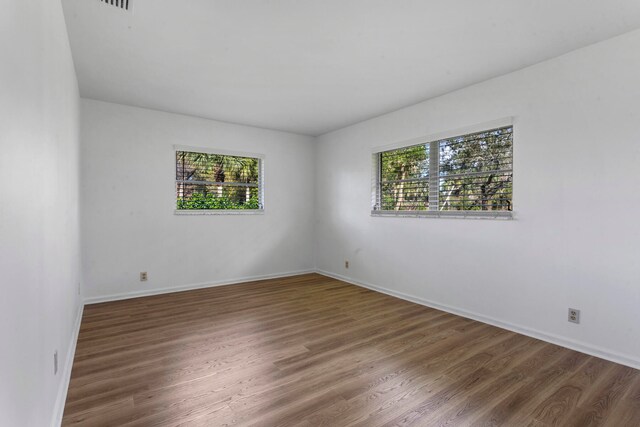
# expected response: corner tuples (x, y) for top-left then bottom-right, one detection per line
(3, 0), (640, 426)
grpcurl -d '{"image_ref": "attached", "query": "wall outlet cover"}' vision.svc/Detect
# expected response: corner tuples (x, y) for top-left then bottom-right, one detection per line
(568, 308), (580, 324)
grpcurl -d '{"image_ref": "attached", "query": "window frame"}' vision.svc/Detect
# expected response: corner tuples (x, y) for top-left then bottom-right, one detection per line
(173, 145), (265, 215)
(371, 118), (514, 219)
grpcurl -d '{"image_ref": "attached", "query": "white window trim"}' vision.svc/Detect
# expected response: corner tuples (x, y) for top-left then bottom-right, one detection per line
(173, 145), (265, 215)
(371, 118), (515, 220)
(174, 209), (265, 216)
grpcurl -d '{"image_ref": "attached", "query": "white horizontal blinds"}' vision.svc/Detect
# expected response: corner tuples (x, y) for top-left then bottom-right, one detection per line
(378, 143), (430, 211)
(373, 126), (513, 214)
(257, 158), (264, 209)
(429, 141), (440, 211)
(371, 153), (382, 210)
(176, 151), (263, 210)
(438, 126), (512, 212)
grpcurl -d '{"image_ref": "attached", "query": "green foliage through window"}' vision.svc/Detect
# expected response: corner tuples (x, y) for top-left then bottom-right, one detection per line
(176, 150), (262, 210)
(380, 145), (429, 210)
(375, 126), (513, 213)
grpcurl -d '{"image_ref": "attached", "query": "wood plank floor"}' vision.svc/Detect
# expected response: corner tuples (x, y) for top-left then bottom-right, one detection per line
(63, 273), (640, 426)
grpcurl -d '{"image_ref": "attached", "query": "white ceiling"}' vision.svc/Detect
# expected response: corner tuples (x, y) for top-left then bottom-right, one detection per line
(62, 0), (640, 136)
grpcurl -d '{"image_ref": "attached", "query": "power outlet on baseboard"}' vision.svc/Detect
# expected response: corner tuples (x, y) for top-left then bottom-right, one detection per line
(53, 350), (58, 375)
(140, 272), (148, 282)
(345, 260), (349, 269)
(568, 308), (580, 324)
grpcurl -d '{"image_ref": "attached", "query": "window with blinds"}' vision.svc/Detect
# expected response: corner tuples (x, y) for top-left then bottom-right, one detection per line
(176, 150), (263, 211)
(373, 126), (513, 218)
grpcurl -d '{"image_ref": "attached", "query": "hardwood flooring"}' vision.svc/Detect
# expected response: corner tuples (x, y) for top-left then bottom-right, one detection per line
(62, 273), (640, 426)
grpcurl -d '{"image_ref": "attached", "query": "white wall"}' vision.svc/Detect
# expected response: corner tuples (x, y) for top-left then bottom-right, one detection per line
(81, 100), (315, 301)
(315, 29), (640, 367)
(0, 1), (82, 426)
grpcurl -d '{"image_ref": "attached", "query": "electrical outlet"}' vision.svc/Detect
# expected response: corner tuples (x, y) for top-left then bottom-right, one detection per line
(53, 350), (58, 375)
(568, 308), (580, 324)
(345, 260), (349, 269)
(140, 272), (148, 282)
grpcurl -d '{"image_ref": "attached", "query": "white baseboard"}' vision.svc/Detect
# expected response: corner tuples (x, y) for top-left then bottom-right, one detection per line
(316, 269), (640, 371)
(84, 269), (316, 305)
(51, 303), (84, 427)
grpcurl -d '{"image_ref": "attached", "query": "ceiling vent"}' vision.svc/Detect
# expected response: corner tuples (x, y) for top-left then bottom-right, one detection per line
(99, 0), (131, 11)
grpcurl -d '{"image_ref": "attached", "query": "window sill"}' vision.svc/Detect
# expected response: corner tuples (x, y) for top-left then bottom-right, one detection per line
(371, 210), (514, 220)
(174, 209), (265, 216)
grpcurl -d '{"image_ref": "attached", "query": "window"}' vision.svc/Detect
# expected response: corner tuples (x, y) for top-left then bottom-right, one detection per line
(176, 149), (263, 212)
(373, 126), (513, 218)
